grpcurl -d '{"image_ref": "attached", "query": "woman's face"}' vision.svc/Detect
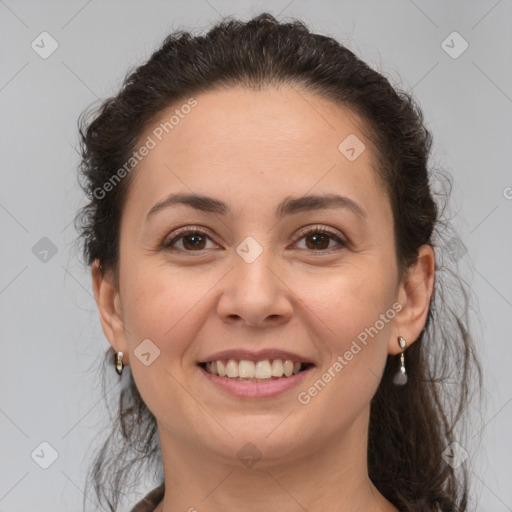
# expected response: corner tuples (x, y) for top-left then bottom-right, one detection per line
(99, 85), (415, 465)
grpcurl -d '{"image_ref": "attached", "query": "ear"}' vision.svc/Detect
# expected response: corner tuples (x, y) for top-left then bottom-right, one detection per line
(91, 259), (129, 366)
(389, 244), (435, 355)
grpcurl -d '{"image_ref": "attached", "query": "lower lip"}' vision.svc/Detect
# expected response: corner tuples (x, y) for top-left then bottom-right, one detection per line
(199, 365), (313, 398)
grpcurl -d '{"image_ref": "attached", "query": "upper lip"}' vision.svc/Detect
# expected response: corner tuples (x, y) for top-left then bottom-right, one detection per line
(199, 349), (315, 365)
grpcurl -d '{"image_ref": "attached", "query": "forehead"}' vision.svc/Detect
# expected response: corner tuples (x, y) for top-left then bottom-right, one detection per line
(143, 85), (368, 163)
(126, 85), (386, 221)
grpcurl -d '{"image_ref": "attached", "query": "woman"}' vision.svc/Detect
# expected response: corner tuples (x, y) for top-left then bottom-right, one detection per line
(75, 13), (482, 512)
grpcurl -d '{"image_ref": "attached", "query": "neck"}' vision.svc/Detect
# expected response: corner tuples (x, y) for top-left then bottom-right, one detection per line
(154, 407), (398, 512)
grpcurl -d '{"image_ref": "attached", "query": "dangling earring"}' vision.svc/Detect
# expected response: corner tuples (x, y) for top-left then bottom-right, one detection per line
(115, 350), (124, 375)
(393, 336), (407, 385)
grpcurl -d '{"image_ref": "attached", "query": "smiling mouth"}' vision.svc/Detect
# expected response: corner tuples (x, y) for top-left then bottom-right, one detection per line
(198, 359), (314, 382)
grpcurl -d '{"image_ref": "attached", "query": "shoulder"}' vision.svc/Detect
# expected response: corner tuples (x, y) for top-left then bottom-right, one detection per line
(129, 483), (165, 512)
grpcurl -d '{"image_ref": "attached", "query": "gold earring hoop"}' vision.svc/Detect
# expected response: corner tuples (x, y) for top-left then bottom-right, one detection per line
(393, 336), (407, 385)
(115, 351), (124, 375)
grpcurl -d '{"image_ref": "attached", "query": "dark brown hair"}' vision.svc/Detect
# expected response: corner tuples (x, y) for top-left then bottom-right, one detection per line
(76, 13), (483, 511)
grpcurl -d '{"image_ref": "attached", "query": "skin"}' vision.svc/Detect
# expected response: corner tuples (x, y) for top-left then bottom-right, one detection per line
(92, 85), (435, 512)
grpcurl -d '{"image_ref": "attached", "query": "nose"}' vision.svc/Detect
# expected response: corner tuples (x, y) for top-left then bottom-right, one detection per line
(217, 250), (293, 329)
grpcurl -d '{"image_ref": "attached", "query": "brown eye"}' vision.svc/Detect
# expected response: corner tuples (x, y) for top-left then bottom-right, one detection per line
(163, 229), (217, 252)
(181, 233), (207, 250)
(304, 232), (331, 250)
(162, 226), (346, 254)
(294, 227), (346, 253)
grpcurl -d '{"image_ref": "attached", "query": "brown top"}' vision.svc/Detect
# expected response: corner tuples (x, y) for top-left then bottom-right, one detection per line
(129, 483), (165, 512)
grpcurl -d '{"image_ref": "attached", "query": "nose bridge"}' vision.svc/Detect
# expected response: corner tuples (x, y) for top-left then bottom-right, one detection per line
(235, 245), (275, 294)
(217, 235), (292, 327)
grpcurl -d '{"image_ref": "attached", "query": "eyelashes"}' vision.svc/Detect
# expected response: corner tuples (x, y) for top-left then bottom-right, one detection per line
(162, 227), (217, 252)
(161, 225), (347, 254)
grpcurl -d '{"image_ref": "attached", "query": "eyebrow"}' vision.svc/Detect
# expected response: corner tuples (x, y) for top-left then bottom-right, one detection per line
(146, 192), (367, 221)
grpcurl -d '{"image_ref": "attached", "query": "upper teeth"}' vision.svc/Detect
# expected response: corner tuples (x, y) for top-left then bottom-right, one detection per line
(204, 359), (303, 379)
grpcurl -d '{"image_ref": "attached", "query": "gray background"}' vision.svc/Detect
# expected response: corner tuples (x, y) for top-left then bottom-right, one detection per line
(1, 0), (511, 510)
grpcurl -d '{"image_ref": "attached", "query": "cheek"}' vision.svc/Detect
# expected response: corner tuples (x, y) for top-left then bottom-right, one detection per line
(304, 260), (397, 345)
(294, 299), (394, 439)
(119, 268), (208, 421)
(294, 263), (396, 408)
(121, 265), (206, 353)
